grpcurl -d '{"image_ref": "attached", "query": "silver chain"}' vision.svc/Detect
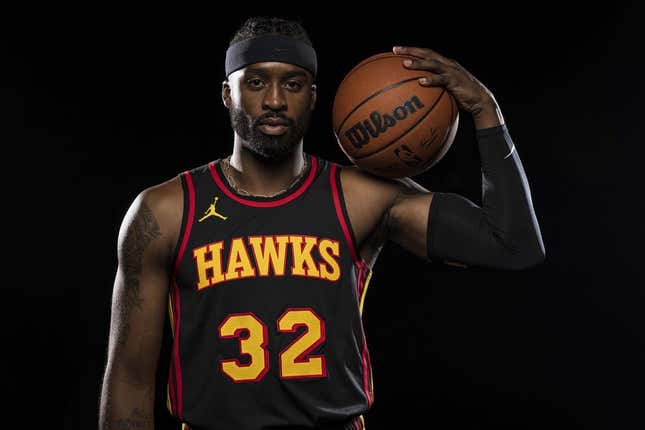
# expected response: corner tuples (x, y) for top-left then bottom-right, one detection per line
(221, 153), (308, 198)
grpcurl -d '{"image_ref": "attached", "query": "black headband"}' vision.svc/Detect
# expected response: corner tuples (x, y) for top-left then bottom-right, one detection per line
(225, 34), (317, 78)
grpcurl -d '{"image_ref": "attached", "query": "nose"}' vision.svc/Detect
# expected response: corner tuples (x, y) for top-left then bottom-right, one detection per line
(262, 83), (287, 111)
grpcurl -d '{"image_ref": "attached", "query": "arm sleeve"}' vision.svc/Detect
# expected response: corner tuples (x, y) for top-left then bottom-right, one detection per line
(426, 124), (546, 270)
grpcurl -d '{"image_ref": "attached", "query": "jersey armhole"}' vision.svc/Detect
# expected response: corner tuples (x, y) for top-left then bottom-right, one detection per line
(169, 171), (196, 277)
(330, 163), (367, 268)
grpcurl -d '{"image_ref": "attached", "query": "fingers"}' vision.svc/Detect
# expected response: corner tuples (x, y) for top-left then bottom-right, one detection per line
(418, 74), (450, 87)
(402, 57), (447, 74)
(393, 46), (453, 64)
(393, 46), (458, 88)
(395, 46), (454, 75)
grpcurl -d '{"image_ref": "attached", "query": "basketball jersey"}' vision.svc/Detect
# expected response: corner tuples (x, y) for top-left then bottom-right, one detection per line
(166, 153), (374, 430)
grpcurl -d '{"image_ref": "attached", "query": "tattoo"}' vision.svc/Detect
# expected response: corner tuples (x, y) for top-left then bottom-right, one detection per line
(114, 408), (153, 429)
(118, 202), (162, 346)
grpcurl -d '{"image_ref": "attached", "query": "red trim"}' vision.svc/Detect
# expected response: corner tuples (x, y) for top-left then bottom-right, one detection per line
(357, 260), (370, 300)
(170, 281), (184, 419)
(208, 156), (318, 208)
(357, 263), (374, 408)
(169, 171), (196, 420)
(330, 164), (372, 406)
(174, 172), (196, 274)
(329, 163), (361, 265)
(353, 417), (361, 430)
(356, 262), (363, 305)
(362, 335), (373, 407)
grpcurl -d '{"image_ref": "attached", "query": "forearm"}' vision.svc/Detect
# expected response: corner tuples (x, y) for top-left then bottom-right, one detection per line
(427, 105), (545, 269)
(472, 98), (505, 130)
(99, 366), (155, 430)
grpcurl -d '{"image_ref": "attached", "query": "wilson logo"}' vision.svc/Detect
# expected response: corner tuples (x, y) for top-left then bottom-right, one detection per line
(344, 95), (425, 149)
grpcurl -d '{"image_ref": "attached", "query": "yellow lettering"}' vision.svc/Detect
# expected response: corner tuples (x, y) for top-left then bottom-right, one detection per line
(248, 235), (289, 276)
(193, 242), (225, 290)
(225, 237), (256, 280)
(318, 239), (340, 281)
(290, 236), (320, 277)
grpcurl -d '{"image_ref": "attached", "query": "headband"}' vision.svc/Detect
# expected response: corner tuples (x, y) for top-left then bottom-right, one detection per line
(225, 34), (317, 78)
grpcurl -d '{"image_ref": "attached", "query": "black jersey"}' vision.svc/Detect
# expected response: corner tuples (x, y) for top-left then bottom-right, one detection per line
(166, 153), (374, 430)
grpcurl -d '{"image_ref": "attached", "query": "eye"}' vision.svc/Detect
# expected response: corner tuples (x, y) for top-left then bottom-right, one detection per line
(284, 80), (303, 91)
(247, 78), (265, 89)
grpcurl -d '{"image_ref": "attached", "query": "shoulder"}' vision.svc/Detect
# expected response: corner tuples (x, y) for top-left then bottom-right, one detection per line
(338, 164), (431, 206)
(139, 175), (183, 222)
(338, 164), (397, 192)
(338, 164), (434, 245)
(119, 175), (184, 261)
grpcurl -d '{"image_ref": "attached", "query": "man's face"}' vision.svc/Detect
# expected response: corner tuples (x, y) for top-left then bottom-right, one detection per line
(223, 62), (316, 162)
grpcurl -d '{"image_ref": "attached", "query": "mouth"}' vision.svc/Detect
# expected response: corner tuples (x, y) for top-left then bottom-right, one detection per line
(258, 123), (290, 135)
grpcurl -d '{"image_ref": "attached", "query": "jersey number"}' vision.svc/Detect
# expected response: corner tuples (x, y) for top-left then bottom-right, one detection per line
(218, 308), (327, 382)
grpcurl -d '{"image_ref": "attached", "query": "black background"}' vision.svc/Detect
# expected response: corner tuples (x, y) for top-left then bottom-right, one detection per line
(3, 4), (644, 430)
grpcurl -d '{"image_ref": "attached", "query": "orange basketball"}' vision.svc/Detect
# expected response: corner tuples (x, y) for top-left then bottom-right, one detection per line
(332, 52), (459, 178)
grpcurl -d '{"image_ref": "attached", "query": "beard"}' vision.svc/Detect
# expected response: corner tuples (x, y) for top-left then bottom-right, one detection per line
(229, 106), (311, 163)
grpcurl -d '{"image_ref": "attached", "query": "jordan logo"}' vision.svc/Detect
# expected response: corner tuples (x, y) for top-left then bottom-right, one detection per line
(198, 196), (228, 222)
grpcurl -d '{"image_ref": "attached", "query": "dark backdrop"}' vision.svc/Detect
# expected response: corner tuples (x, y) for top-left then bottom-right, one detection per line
(3, 4), (644, 430)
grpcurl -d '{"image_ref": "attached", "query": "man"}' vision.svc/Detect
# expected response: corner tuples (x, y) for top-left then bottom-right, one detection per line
(99, 16), (545, 430)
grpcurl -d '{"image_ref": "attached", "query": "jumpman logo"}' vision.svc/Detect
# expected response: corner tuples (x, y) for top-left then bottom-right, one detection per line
(198, 196), (228, 222)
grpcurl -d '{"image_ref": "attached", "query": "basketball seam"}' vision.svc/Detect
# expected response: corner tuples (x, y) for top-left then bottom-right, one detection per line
(338, 53), (413, 87)
(353, 89), (447, 160)
(334, 76), (427, 136)
(417, 92), (456, 169)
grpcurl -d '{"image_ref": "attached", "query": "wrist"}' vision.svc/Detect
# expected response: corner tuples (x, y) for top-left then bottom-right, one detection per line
(472, 99), (505, 130)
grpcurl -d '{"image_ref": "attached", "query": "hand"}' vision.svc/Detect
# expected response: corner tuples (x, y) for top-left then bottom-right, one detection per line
(393, 46), (503, 127)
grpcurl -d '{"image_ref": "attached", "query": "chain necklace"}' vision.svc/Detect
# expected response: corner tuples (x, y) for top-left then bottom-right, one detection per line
(221, 153), (308, 198)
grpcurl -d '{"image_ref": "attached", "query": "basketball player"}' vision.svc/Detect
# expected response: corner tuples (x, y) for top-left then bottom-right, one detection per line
(99, 16), (545, 430)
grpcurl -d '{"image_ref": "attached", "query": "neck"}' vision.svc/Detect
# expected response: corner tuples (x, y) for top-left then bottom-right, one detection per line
(226, 143), (306, 196)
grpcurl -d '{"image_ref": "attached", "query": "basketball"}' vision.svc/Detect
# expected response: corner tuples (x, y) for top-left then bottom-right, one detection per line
(332, 52), (459, 178)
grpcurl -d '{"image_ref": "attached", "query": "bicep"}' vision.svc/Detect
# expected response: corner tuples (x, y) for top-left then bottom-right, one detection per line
(387, 183), (434, 260)
(387, 180), (468, 267)
(107, 194), (171, 384)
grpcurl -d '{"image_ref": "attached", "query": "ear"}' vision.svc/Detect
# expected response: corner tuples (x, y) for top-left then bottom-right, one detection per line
(222, 80), (231, 109)
(309, 84), (317, 111)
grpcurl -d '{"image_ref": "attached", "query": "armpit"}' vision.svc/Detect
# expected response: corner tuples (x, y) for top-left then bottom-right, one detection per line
(359, 207), (390, 268)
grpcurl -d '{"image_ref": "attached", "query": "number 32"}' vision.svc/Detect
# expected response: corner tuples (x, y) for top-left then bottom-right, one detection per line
(218, 307), (326, 382)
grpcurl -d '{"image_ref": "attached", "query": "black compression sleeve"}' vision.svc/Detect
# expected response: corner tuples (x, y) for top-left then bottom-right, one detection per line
(426, 124), (546, 270)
